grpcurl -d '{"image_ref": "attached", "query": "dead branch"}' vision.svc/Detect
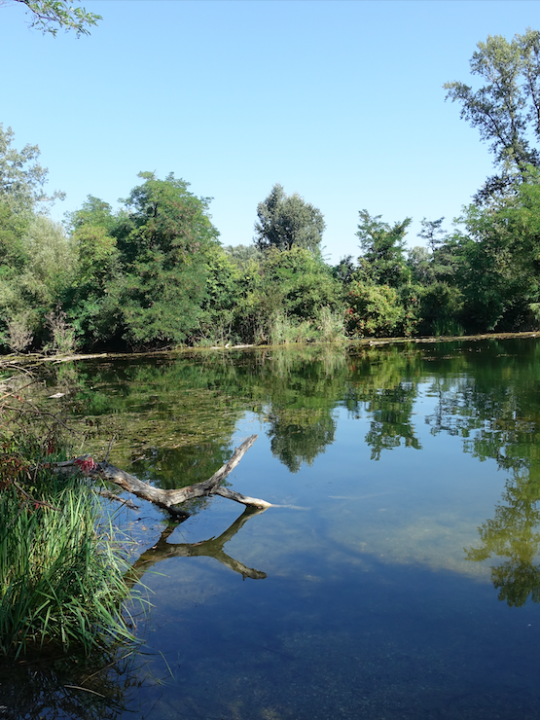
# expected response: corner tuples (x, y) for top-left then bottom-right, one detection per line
(55, 435), (272, 519)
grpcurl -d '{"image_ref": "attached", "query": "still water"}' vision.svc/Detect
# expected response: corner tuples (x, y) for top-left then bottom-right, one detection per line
(4, 338), (540, 719)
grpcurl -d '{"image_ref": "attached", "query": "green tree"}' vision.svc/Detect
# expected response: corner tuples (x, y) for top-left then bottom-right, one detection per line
(0, 124), (61, 279)
(231, 247), (342, 344)
(65, 195), (117, 235)
(345, 282), (404, 338)
(406, 246), (432, 285)
(445, 174), (540, 333)
(65, 174), (222, 349)
(0, 123), (63, 215)
(260, 247), (341, 320)
(0, 126), (68, 350)
(356, 210), (411, 288)
(113, 172), (220, 347)
(0, 216), (77, 350)
(254, 183), (326, 253)
(333, 255), (356, 285)
(418, 217), (446, 255)
(199, 245), (241, 343)
(5, 0), (101, 36)
(63, 195), (123, 345)
(445, 29), (540, 201)
(224, 244), (263, 270)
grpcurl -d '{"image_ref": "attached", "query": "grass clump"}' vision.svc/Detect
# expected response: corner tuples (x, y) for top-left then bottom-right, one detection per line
(0, 462), (136, 659)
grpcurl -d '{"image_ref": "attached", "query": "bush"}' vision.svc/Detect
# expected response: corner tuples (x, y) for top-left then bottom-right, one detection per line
(345, 282), (404, 337)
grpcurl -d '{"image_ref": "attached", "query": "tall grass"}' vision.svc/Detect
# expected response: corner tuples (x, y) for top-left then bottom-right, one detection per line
(432, 319), (465, 337)
(316, 306), (348, 344)
(0, 467), (136, 659)
(269, 309), (347, 346)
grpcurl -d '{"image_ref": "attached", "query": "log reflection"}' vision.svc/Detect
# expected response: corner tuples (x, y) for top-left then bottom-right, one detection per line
(126, 506), (267, 588)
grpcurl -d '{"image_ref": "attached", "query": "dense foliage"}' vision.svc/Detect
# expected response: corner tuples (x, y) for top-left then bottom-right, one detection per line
(3, 29), (540, 352)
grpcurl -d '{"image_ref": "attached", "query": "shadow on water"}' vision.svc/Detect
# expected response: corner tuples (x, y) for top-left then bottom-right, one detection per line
(0, 646), (146, 720)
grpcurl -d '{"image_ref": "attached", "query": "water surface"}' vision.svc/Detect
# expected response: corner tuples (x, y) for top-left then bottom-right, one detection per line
(3, 338), (540, 719)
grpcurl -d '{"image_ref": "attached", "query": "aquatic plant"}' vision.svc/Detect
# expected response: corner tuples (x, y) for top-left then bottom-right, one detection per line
(0, 374), (138, 659)
(0, 466), (136, 658)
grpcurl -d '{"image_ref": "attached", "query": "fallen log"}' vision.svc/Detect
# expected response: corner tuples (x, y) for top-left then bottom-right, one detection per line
(55, 434), (272, 519)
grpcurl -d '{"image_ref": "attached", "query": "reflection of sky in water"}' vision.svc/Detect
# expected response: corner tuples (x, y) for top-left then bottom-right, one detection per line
(231, 395), (504, 580)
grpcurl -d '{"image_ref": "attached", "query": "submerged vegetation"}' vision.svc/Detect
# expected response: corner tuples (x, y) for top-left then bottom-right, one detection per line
(42, 339), (540, 609)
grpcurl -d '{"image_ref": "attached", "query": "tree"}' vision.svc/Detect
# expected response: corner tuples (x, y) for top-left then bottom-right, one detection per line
(418, 217), (446, 255)
(447, 186), (540, 332)
(254, 183), (326, 253)
(406, 246), (432, 285)
(356, 210), (411, 288)
(345, 282), (405, 338)
(0, 126), (67, 350)
(445, 29), (540, 201)
(260, 246), (342, 320)
(333, 255), (356, 284)
(3, 0), (101, 36)
(0, 123), (63, 214)
(224, 244), (262, 270)
(110, 172), (220, 347)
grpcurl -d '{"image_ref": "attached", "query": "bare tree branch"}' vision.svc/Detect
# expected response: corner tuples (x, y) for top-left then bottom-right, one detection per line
(55, 435), (272, 519)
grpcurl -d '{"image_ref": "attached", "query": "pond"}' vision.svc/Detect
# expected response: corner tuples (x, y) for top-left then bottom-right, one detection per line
(3, 337), (540, 719)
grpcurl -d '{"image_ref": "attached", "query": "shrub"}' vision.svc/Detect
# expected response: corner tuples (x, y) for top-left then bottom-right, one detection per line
(345, 282), (404, 337)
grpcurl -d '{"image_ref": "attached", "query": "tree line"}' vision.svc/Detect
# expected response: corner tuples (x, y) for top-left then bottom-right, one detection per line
(3, 28), (540, 353)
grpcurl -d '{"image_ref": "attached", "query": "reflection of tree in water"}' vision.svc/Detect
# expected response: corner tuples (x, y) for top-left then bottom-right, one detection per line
(44, 340), (540, 607)
(348, 382), (421, 461)
(424, 340), (540, 606)
(126, 506), (267, 586)
(346, 347), (424, 461)
(259, 349), (346, 472)
(267, 407), (336, 473)
(465, 471), (540, 607)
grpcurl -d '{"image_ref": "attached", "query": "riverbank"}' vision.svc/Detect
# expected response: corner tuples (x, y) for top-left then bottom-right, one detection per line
(1, 330), (539, 369)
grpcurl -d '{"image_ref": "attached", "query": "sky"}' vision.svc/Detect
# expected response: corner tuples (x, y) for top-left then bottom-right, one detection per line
(2, 0), (540, 263)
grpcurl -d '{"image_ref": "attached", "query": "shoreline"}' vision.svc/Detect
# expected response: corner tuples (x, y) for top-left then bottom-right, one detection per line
(1, 330), (539, 368)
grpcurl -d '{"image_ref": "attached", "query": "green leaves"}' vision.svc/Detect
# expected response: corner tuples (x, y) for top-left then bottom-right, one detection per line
(445, 29), (540, 201)
(0, 124), (63, 215)
(66, 173), (221, 349)
(254, 183), (326, 253)
(10, 0), (102, 36)
(356, 210), (412, 288)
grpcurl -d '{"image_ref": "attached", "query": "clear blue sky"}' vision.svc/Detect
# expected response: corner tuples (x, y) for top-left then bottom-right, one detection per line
(2, 0), (540, 263)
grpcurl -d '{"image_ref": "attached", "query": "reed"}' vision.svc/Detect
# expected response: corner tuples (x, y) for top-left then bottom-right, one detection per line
(0, 466), (136, 659)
